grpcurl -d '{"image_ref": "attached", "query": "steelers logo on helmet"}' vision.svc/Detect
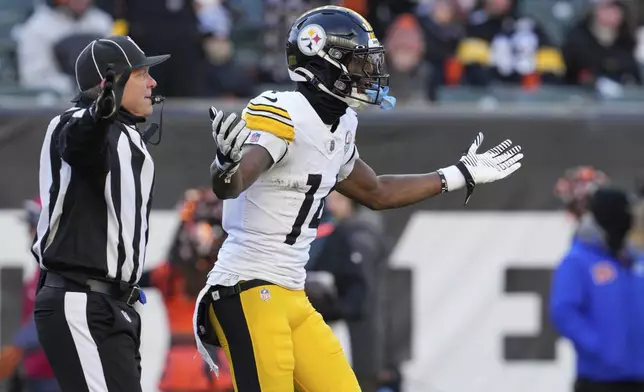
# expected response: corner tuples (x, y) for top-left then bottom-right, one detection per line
(297, 24), (327, 56)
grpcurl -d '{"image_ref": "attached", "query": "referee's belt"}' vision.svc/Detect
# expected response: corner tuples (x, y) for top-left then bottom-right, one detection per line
(44, 272), (145, 306)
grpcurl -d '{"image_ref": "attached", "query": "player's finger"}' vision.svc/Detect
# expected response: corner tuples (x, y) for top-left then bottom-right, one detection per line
(488, 139), (512, 156)
(209, 106), (218, 122)
(501, 161), (522, 178)
(228, 122), (249, 151)
(468, 132), (483, 154)
(500, 153), (523, 170)
(211, 110), (224, 139)
(230, 118), (247, 141)
(221, 113), (238, 140)
(494, 145), (521, 164)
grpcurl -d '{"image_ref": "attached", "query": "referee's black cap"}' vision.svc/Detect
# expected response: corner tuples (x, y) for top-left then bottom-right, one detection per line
(74, 35), (170, 94)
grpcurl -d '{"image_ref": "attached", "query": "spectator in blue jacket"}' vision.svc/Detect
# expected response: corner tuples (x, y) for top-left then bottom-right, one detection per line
(550, 186), (644, 392)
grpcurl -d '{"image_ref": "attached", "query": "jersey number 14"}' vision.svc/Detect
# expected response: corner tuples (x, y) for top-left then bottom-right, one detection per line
(284, 174), (328, 245)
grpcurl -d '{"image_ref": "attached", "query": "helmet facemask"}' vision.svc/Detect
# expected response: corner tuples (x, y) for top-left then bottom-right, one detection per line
(328, 47), (390, 109)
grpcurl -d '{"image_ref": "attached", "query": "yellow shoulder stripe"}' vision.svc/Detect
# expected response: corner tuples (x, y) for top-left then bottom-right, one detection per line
(247, 103), (291, 120)
(242, 112), (295, 143)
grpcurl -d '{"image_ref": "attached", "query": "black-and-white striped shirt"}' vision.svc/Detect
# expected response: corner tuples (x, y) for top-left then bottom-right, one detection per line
(32, 101), (155, 285)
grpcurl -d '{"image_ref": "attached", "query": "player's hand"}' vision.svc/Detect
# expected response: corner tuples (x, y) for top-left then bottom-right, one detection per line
(441, 132), (523, 205)
(93, 64), (131, 122)
(210, 106), (250, 179)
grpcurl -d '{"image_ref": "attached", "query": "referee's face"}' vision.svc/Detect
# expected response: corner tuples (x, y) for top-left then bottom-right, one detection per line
(121, 66), (157, 117)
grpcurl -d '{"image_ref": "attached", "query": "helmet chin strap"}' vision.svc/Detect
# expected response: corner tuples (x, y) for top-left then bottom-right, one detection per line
(290, 68), (368, 109)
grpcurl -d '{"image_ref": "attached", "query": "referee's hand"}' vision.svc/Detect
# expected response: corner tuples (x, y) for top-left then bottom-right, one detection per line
(93, 64), (132, 121)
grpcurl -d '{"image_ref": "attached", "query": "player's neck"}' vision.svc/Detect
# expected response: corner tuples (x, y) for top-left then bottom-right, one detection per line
(297, 82), (347, 126)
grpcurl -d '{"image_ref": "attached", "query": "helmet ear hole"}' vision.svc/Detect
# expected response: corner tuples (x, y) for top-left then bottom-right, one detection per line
(306, 57), (341, 90)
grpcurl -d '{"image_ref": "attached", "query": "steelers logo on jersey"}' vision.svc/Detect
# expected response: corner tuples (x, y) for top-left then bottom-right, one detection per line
(297, 24), (327, 57)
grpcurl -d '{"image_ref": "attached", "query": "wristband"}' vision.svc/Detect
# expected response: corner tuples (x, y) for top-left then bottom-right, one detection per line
(438, 165), (466, 192)
(437, 170), (448, 193)
(212, 157), (239, 183)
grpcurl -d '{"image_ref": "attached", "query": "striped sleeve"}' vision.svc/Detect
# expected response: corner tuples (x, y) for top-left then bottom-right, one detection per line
(241, 100), (295, 143)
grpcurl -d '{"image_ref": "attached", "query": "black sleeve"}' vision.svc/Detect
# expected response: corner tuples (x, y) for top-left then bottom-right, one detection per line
(55, 107), (111, 167)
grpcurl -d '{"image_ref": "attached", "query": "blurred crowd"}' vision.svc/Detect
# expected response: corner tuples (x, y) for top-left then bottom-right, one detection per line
(2, 0), (644, 103)
(383, 0), (644, 101)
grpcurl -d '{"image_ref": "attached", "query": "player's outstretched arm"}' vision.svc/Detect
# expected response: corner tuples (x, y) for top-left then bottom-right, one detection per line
(336, 159), (443, 210)
(208, 106), (273, 199)
(336, 132), (523, 210)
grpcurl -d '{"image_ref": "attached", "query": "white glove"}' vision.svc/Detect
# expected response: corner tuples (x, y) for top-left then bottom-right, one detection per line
(439, 132), (523, 205)
(210, 106), (250, 180)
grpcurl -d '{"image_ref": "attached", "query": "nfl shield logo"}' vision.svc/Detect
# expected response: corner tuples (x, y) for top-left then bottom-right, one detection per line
(329, 140), (335, 152)
(260, 288), (271, 301)
(250, 132), (261, 143)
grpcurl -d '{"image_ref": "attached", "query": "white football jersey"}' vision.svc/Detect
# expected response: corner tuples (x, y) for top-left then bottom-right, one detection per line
(207, 90), (359, 290)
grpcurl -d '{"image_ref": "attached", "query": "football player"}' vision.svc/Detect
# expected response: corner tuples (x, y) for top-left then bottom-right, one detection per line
(193, 5), (524, 392)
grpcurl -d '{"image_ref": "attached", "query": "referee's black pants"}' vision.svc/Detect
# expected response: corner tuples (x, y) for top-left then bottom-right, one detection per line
(33, 278), (142, 392)
(575, 379), (644, 392)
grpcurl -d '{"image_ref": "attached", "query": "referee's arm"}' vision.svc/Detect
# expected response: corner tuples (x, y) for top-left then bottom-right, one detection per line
(56, 107), (110, 167)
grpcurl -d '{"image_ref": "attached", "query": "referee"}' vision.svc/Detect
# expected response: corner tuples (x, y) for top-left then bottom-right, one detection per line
(31, 35), (169, 392)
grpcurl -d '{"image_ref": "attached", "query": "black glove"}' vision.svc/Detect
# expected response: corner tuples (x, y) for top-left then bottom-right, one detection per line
(92, 64), (132, 121)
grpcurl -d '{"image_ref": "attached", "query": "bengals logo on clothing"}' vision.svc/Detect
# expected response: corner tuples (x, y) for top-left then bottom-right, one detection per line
(591, 261), (616, 285)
